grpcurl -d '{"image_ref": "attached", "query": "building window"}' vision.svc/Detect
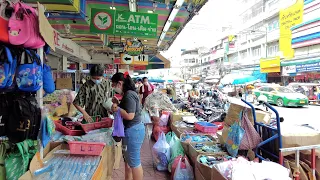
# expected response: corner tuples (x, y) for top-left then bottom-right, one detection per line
(268, 19), (279, 32)
(268, 44), (279, 56)
(252, 47), (261, 57)
(268, 0), (279, 10)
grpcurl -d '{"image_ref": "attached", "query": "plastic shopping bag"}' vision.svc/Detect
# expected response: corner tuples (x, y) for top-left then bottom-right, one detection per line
(152, 132), (170, 171)
(166, 132), (185, 172)
(173, 156), (194, 180)
(112, 109), (125, 142)
(225, 121), (245, 157)
(141, 109), (151, 124)
(159, 111), (170, 126)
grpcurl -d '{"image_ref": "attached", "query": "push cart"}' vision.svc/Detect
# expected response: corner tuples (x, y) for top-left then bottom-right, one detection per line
(241, 99), (282, 161)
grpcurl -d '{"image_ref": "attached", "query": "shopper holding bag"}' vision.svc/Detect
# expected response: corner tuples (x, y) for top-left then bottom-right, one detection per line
(111, 72), (145, 180)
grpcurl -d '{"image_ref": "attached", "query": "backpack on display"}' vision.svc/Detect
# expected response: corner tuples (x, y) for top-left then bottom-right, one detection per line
(20, 3), (45, 49)
(0, 0), (12, 43)
(0, 46), (16, 89)
(7, 95), (41, 143)
(16, 50), (43, 92)
(8, 2), (31, 46)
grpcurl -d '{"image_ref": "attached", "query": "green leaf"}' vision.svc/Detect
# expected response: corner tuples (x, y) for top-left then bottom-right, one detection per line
(98, 15), (103, 21)
(102, 19), (108, 24)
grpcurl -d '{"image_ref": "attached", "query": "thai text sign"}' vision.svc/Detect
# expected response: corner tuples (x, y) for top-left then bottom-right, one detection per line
(90, 9), (158, 38)
(296, 62), (320, 73)
(115, 11), (158, 37)
(279, 0), (304, 59)
(260, 56), (281, 73)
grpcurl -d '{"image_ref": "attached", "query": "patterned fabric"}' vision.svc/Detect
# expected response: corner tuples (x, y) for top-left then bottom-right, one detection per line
(239, 109), (261, 150)
(73, 79), (111, 117)
(143, 92), (177, 117)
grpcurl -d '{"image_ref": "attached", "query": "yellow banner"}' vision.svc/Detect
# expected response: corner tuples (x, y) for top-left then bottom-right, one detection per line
(260, 56), (281, 73)
(279, 0), (304, 59)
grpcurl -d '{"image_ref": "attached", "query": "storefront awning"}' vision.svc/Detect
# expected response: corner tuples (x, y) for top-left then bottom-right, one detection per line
(281, 57), (320, 66)
(148, 53), (171, 69)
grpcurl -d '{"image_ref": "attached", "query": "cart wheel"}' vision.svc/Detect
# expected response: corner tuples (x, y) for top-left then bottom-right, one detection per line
(276, 98), (284, 107)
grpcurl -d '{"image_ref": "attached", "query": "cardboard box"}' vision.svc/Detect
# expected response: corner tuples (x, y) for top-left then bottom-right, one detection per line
(195, 155), (227, 180)
(56, 77), (73, 90)
(195, 166), (206, 180)
(19, 142), (114, 180)
(171, 112), (194, 125)
(180, 134), (217, 156)
(188, 142), (227, 165)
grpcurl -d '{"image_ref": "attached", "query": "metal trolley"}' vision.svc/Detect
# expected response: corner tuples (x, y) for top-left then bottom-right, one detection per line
(241, 99), (283, 161)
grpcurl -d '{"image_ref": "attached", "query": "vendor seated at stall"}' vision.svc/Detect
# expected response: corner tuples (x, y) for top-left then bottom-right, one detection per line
(188, 85), (200, 101)
(73, 65), (111, 122)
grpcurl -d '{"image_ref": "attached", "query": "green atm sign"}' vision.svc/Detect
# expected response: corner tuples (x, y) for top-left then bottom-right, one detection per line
(90, 9), (158, 38)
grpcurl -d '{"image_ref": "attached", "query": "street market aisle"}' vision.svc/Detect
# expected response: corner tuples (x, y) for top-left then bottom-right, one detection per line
(112, 137), (170, 180)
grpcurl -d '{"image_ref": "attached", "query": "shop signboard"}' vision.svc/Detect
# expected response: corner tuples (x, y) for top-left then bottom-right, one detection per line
(279, 0), (304, 59)
(260, 56), (281, 73)
(296, 62), (320, 73)
(90, 9), (158, 38)
(120, 53), (148, 65)
(282, 65), (297, 76)
(124, 38), (144, 56)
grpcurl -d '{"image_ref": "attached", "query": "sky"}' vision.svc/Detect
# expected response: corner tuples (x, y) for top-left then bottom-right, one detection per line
(162, 0), (243, 65)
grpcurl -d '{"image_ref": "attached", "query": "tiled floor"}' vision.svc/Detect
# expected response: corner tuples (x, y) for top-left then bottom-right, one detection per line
(112, 127), (170, 180)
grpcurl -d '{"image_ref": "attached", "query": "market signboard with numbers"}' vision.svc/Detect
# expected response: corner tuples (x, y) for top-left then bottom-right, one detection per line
(90, 9), (158, 38)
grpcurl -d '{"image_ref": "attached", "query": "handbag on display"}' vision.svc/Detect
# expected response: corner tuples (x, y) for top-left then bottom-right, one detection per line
(16, 50), (43, 92)
(19, 2), (45, 49)
(0, 0), (12, 43)
(8, 2), (30, 45)
(5, 140), (37, 180)
(0, 45), (16, 89)
(42, 63), (55, 94)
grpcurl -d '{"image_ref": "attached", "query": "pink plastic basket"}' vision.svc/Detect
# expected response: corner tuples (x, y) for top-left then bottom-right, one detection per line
(68, 141), (106, 156)
(195, 122), (218, 134)
(79, 117), (113, 133)
(54, 120), (84, 136)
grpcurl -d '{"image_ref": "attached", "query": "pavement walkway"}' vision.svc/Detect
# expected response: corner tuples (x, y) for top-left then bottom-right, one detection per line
(112, 126), (170, 180)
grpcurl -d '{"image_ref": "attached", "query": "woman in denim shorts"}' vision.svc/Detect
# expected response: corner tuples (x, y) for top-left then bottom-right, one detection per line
(111, 72), (145, 180)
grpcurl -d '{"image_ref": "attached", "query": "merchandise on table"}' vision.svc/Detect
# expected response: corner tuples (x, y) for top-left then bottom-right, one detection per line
(198, 155), (234, 168)
(213, 157), (291, 180)
(180, 134), (216, 152)
(189, 143), (228, 165)
(33, 155), (100, 180)
(195, 154), (234, 180)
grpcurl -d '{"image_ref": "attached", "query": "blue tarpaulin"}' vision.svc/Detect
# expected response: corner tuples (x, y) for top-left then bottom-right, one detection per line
(232, 76), (258, 85)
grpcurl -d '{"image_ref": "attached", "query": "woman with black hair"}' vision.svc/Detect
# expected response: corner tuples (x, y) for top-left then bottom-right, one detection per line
(111, 72), (145, 180)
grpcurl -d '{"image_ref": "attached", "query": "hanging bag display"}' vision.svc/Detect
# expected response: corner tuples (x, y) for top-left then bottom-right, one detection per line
(7, 95), (41, 143)
(225, 111), (245, 157)
(20, 3), (45, 49)
(5, 140), (37, 180)
(0, 46), (16, 89)
(8, 2), (31, 46)
(239, 109), (261, 150)
(16, 50), (43, 92)
(42, 63), (55, 94)
(0, 0), (12, 43)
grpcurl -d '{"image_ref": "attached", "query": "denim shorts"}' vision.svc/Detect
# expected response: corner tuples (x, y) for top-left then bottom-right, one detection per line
(122, 123), (145, 168)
